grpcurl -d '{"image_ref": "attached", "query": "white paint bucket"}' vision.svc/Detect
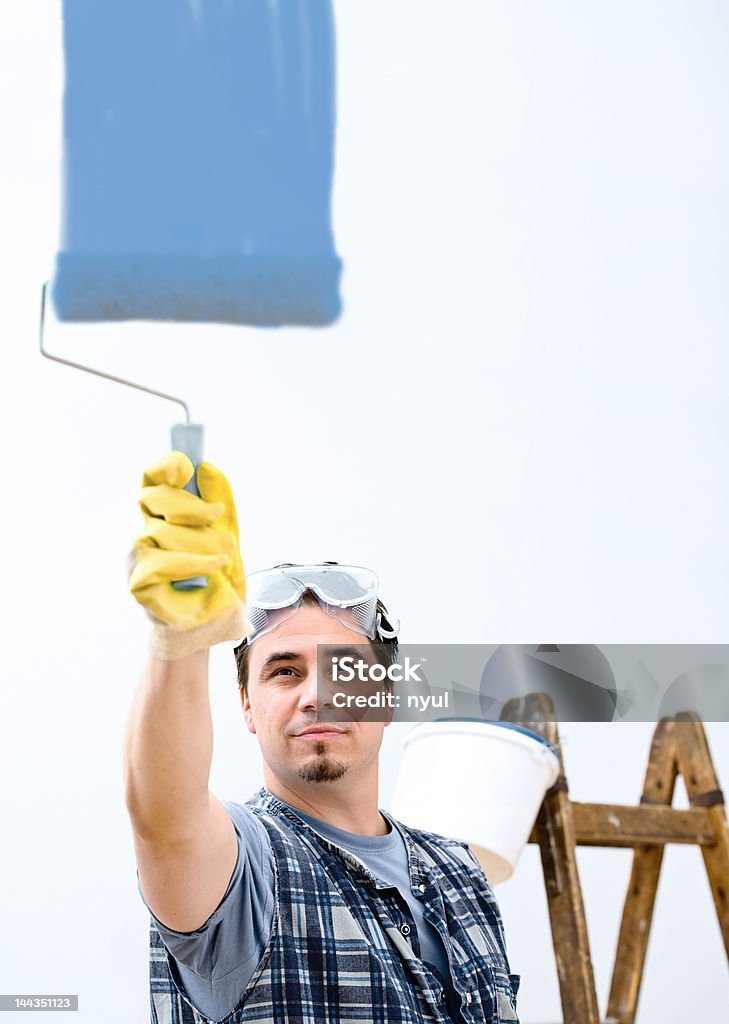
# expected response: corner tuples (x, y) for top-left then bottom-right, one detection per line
(390, 720), (560, 883)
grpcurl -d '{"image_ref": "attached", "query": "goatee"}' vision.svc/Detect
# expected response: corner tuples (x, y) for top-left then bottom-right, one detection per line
(297, 741), (350, 783)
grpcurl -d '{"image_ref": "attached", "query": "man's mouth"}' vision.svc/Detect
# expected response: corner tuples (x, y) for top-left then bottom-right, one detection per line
(294, 726), (346, 738)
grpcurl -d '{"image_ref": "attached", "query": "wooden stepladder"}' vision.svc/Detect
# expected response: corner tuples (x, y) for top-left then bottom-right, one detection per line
(500, 694), (729, 1024)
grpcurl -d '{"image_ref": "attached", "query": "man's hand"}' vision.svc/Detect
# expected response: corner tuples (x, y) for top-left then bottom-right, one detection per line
(129, 451), (248, 659)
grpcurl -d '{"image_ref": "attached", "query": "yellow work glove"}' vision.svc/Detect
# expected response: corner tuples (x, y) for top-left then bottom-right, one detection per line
(129, 451), (249, 660)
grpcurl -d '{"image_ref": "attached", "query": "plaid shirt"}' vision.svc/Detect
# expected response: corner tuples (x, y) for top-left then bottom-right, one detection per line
(149, 787), (520, 1024)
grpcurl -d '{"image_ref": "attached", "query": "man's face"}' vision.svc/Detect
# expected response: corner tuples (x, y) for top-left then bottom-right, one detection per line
(240, 603), (389, 790)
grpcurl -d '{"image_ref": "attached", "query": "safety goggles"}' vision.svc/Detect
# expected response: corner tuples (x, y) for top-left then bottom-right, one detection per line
(237, 563), (399, 645)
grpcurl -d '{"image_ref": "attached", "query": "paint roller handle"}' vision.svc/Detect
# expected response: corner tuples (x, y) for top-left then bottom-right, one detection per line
(170, 422), (208, 591)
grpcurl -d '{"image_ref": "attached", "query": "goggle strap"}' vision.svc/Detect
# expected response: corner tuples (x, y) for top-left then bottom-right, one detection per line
(376, 611), (400, 640)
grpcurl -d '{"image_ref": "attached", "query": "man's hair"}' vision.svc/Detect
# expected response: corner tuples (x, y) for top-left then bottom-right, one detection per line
(234, 588), (399, 694)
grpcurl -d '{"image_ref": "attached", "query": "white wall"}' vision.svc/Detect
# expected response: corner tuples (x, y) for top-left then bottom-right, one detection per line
(1, 2), (728, 1021)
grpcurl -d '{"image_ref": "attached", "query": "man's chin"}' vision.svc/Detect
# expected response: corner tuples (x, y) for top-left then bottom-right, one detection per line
(297, 753), (350, 784)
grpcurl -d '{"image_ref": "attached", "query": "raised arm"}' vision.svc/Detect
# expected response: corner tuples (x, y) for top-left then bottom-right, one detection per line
(124, 452), (247, 932)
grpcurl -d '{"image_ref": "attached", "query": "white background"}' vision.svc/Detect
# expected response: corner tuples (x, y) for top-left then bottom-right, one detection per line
(1, 2), (728, 1021)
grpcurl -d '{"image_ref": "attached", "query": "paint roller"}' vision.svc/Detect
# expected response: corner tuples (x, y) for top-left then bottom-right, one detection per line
(42, 0), (342, 589)
(39, 283), (207, 590)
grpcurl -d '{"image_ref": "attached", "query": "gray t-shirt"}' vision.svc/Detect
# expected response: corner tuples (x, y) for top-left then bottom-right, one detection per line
(138, 797), (458, 1022)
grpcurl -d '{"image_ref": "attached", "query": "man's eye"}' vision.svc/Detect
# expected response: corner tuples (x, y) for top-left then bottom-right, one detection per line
(273, 667), (296, 678)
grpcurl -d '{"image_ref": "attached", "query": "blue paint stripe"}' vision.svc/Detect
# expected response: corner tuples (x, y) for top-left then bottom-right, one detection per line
(54, 0), (341, 325)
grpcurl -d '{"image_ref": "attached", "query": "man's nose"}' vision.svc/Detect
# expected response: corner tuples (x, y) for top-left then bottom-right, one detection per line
(296, 667), (321, 713)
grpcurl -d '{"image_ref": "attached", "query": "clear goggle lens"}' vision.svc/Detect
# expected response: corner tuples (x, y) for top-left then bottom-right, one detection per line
(239, 564), (398, 645)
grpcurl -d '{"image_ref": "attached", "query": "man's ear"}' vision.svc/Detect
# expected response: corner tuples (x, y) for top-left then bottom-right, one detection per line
(383, 687), (394, 727)
(239, 687), (257, 734)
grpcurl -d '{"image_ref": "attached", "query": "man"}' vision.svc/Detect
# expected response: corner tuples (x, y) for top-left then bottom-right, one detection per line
(125, 452), (520, 1024)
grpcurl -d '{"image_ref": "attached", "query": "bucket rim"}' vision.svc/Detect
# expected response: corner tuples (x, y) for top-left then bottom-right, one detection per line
(402, 718), (559, 758)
